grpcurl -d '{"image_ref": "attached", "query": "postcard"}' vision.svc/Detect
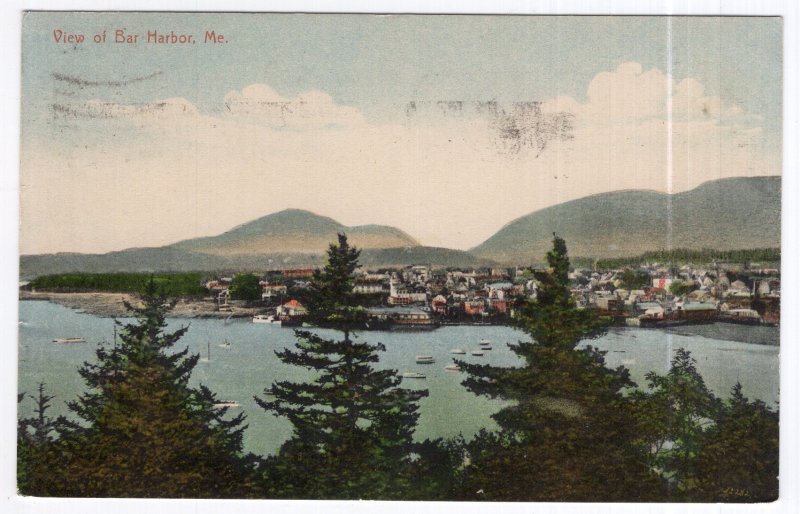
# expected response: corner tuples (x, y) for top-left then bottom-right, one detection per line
(15, 10), (784, 507)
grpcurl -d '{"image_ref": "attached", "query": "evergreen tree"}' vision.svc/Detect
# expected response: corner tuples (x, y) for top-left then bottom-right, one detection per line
(631, 351), (779, 502)
(26, 280), (257, 497)
(458, 235), (662, 501)
(629, 348), (721, 497)
(18, 383), (62, 444)
(17, 383), (66, 495)
(255, 234), (427, 499)
(692, 384), (779, 502)
(305, 233), (367, 332)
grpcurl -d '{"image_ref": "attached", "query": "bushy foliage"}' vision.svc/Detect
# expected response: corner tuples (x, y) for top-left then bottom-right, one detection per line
(631, 351), (778, 501)
(20, 280), (257, 498)
(28, 272), (209, 297)
(693, 384), (779, 502)
(669, 280), (697, 297)
(620, 268), (651, 290)
(457, 235), (663, 501)
(255, 234), (427, 499)
(304, 233), (367, 332)
(229, 273), (262, 302)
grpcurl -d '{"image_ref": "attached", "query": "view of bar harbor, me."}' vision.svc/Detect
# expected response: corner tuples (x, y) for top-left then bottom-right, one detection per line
(17, 12), (782, 504)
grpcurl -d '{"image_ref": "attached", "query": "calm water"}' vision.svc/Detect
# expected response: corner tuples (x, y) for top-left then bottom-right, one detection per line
(18, 301), (780, 456)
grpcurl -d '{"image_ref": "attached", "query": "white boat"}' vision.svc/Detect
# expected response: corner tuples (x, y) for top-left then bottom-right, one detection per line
(213, 400), (240, 409)
(253, 314), (280, 324)
(479, 339), (492, 346)
(415, 355), (435, 364)
(444, 364), (462, 372)
(451, 348), (466, 354)
(471, 350), (485, 356)
(402, 372), (426, 379)
(52, 337), (85, 343)
(218, 339), (231, 349)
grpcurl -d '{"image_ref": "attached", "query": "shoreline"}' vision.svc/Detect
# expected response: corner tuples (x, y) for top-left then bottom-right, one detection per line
(19, 291), (261, 319)
(18, 292), (781, 346)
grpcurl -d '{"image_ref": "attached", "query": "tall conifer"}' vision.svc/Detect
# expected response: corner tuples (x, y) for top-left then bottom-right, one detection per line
(27, 279), (256, 497)
(256, 233), (427, 499)
(458, 235), (661, 501)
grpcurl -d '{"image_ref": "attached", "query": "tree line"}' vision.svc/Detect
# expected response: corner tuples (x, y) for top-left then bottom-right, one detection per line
(18, 235), (778, 501)
(27, 272), (209, 297)
(594, 247), (781, 270)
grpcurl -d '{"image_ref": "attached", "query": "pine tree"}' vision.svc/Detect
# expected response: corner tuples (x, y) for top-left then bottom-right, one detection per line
(255, 233), (427, 499)
(27, 279), (257, 497)
(17, 383), (66, 495)
(692, 383), (778, 502)
(458, 235), (662, 501)
(629, 348), (721, 497)
(305, 233), (367, 332)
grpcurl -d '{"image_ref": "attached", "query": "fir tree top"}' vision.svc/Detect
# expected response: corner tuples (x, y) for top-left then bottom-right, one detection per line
(306, 233), (366, 333)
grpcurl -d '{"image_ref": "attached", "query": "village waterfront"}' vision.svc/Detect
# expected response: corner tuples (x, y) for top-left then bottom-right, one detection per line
(18, 299), (780, 457)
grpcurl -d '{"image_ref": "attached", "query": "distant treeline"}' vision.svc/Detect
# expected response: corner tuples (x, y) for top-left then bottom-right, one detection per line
(593, 248), (781, 270)
(28, 272), (209, 297)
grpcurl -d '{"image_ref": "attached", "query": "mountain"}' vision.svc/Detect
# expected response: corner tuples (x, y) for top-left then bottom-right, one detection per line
(19, 178), (781, 278)
(19, 210), (493, 278)
(170, 209), (419, 255)
(470, 176), (781, 264)
(19, 246), (493, 278)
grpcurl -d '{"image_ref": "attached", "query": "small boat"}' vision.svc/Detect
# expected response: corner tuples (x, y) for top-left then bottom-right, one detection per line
(53, 337), (85, 343)
(415, 355), (435, 364)
(402, 372), (426, 379)
(253, 314), (280, 324)
(218, 339), (231, 349)
(451, 348), (466, 354)
(479, 339), (492, 346)
(444, 364), (461, 372)
(471, 350), (485, 356)
(213, 400), (240, 409)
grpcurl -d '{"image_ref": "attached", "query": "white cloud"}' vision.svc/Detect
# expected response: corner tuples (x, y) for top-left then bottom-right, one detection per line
(21, 65), (780, 255)
(222, 84), (365, 130)
(558, 62), (746, 125)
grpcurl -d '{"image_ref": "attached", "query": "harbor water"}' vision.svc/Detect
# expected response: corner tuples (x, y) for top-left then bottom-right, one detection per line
(18, 300), (780, 456)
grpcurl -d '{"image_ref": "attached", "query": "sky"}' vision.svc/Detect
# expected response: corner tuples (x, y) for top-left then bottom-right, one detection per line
(20, 13), (782, 254)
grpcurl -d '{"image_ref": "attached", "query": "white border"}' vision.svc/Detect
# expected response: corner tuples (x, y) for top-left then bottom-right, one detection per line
(2, 2), (797, 514)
